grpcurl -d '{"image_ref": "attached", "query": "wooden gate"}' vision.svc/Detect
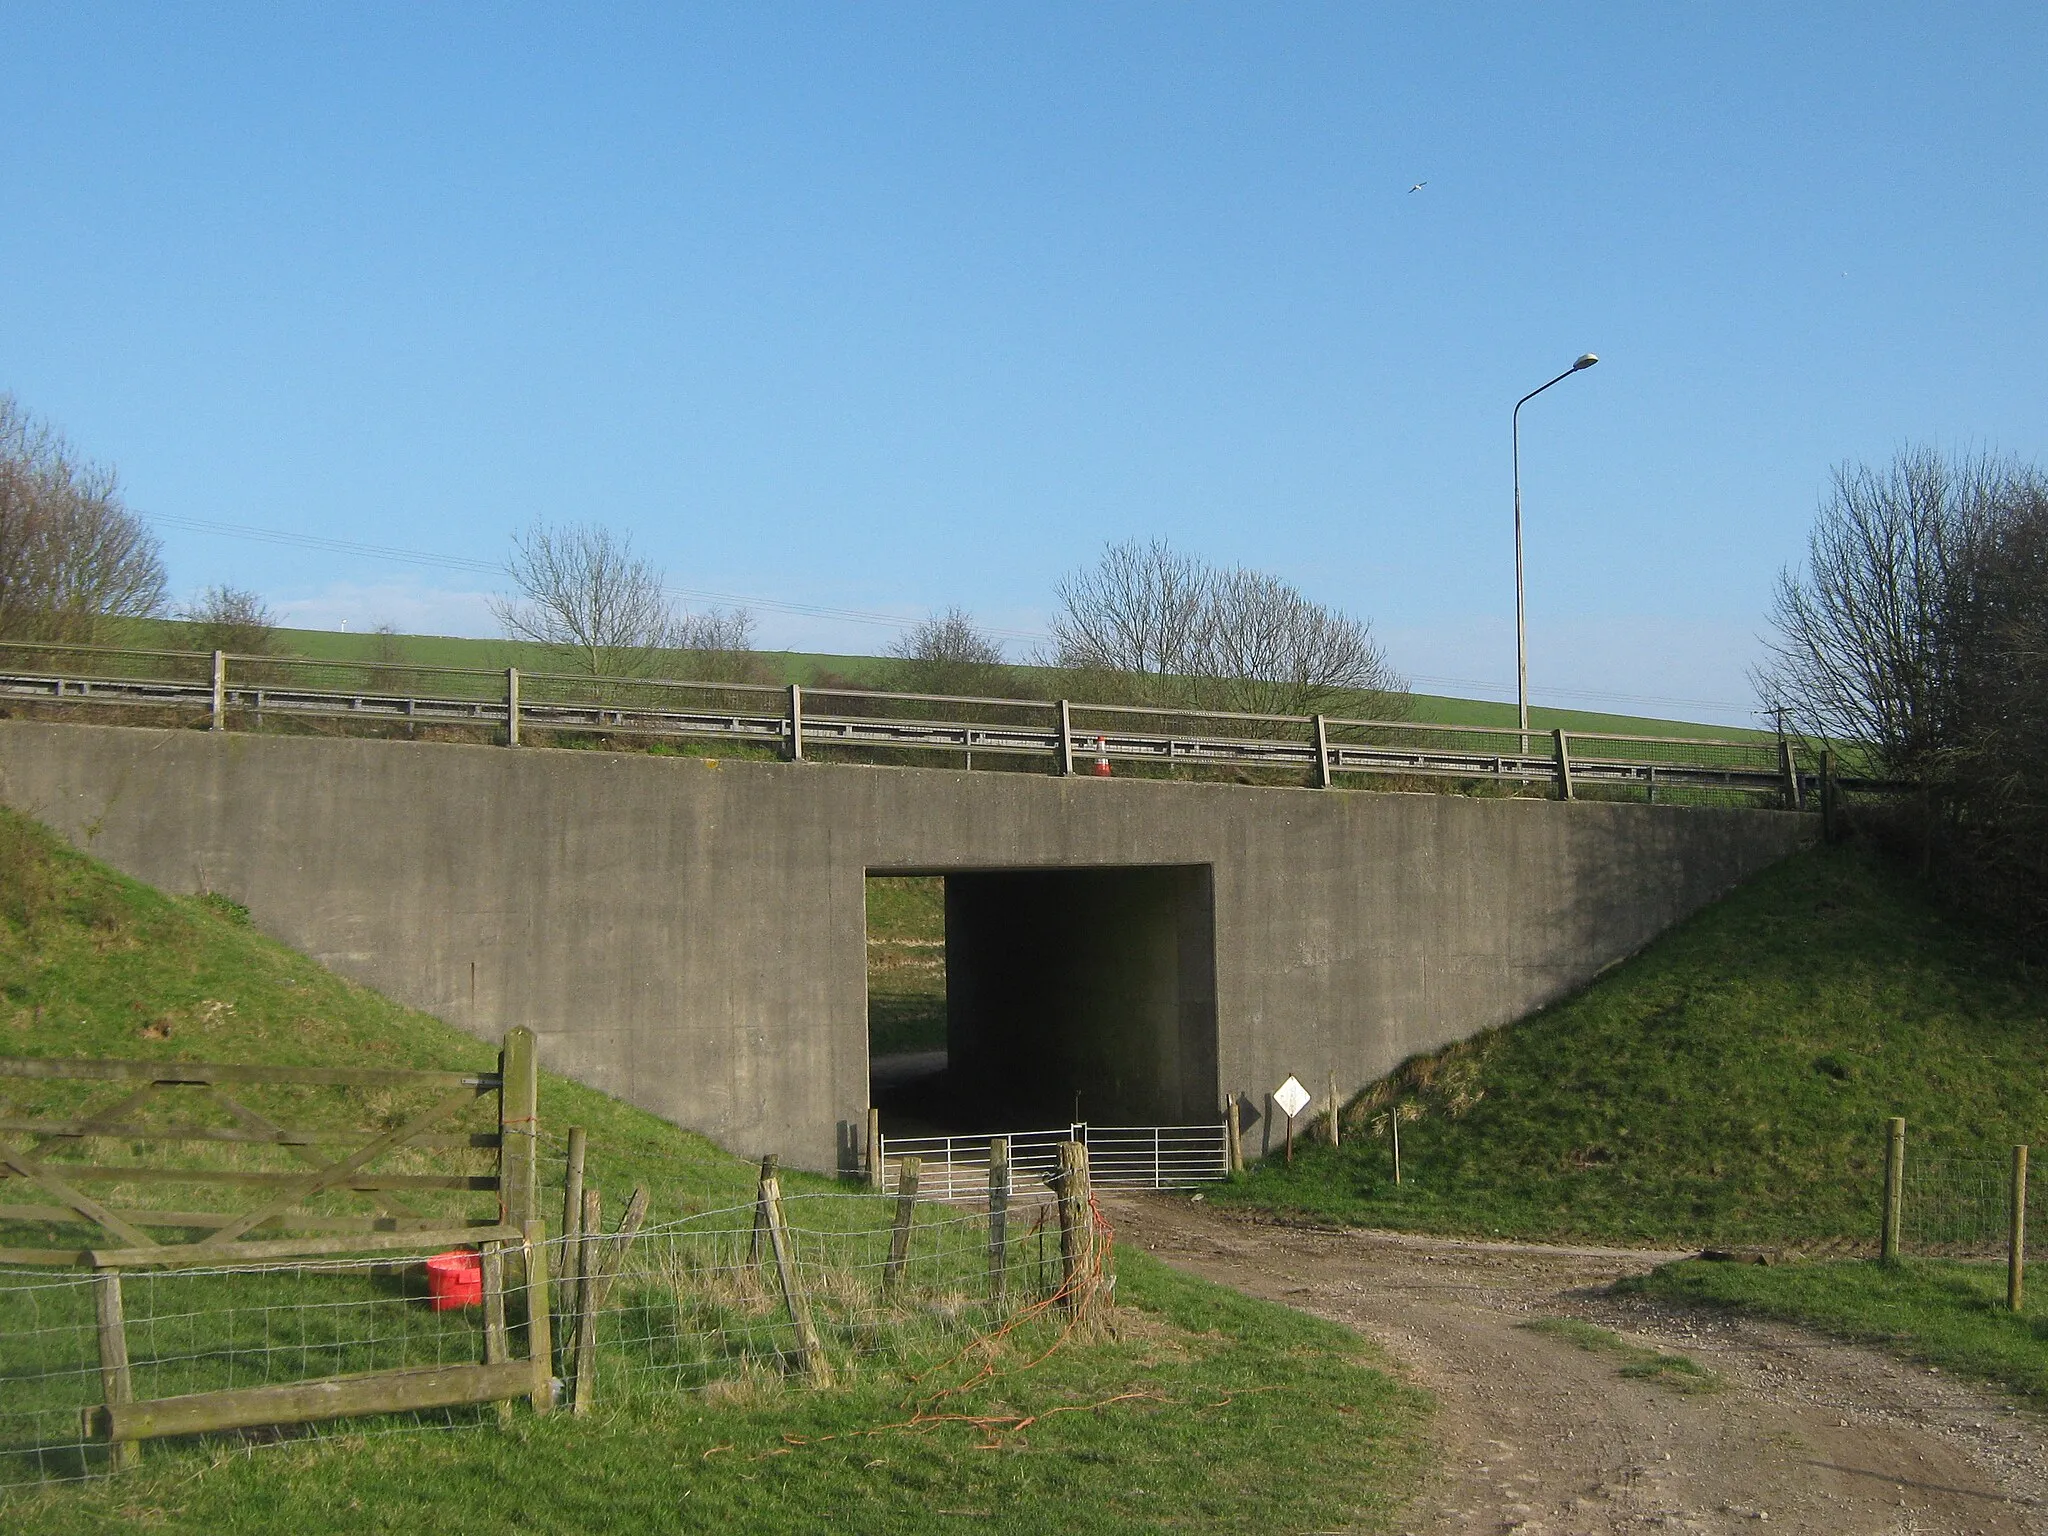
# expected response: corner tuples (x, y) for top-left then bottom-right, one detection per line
(0, 1031), (538, 1267)
(0, 1030), (553, 1461)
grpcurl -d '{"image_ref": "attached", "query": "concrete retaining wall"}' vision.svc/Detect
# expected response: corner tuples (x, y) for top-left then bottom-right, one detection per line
(0, 722), (1814, 1169)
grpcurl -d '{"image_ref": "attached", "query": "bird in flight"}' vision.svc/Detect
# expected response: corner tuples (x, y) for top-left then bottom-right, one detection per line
(1408, 181), (1427, 193)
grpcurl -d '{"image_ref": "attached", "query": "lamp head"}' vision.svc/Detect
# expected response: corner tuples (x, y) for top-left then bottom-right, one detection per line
(1572, 353), (1599, 370)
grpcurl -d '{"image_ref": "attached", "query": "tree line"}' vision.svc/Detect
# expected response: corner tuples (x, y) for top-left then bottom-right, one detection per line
(1760, 446), (2048, 944)
(1, 392), (1410, 719)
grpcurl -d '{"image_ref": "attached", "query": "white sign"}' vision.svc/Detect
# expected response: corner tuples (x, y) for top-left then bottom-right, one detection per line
(1272, 1075), (1311, 1120)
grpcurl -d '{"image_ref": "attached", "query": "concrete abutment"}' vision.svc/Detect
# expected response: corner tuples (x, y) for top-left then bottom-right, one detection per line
(0, 721), (1815, 1170)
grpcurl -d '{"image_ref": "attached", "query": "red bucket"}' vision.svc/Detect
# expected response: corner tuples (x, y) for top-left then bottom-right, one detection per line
(425, 1249), (483, 1311)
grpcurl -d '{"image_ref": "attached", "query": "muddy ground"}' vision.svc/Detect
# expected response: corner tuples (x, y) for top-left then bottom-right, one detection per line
(1107, 1194), (2045, 1535)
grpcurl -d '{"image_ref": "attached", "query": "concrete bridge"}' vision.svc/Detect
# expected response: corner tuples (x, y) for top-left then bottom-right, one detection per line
(0, 721), (1811, 1170)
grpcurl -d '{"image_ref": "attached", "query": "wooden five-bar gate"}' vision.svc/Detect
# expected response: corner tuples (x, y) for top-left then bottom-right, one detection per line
(0, 1030), (552, 1464)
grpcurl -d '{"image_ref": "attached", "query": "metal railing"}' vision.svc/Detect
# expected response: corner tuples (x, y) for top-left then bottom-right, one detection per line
(877, 1123), (1230, 1199)
(0, 640), (1875, 805)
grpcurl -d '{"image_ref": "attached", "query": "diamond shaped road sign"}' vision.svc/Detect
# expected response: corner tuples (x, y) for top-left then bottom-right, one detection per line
(1273, 1075), (1311, 1120)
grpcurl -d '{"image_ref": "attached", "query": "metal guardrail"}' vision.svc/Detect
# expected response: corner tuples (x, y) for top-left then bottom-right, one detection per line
(0, 640), (1872, 803)
(879, 1123), (1230, 1198)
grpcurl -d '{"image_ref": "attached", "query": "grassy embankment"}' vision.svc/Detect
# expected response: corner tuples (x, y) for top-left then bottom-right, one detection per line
(1219, 837), (2048, 1404)
(1219, 841), (2048, 1247)
(0, 807), (1429, 1533)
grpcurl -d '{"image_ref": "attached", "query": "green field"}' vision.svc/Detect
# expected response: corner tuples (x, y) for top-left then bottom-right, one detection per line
(865, 875), (948, 1057)
(0, 808), (1430, 1532)
(1217, 841), (2048, 1246)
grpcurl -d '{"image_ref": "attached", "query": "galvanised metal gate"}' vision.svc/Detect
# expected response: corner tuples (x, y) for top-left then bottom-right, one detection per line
(875, 1123), (1228, 1200)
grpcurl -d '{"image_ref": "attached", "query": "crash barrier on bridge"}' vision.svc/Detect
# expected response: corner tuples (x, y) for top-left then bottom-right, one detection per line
(1876, 1119), (2042, 1313)
(0, 1128), (1111, 1486)
(0, 640), (1886, 806)
(873, 1123), (1229, 1200)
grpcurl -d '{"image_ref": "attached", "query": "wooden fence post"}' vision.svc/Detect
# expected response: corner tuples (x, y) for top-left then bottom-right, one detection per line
(1553, 728), (1575, 801)
(572, 1187), (601, 1414)
(560, 1125), (586, 1378)
(757, 1160), (830, 1384)
(480, 1240), (514, 1428)
(1325, 1071), (1341, 1149)
(1882, 1116), (1906, 1264)
(987, 1137), (1011, 1311)
(520, 1219), (554, 1414)
(1312, 714), (1333, 789)
(505, 667), (521, 747)
(1224, 1093), (1242, 1175)
(883, 1156), (921, 1294)
(2011, 1144), (2029, 1314)
(1779, 737), (1802, 810)
(209, 651), (227, 733)
(568, 1183), (651, 1414)
(866, 1108), (883, 1192)
(93, 1268), (138, 1470)
(750, 1154), (777, 1268)
(499, 1029), (539, 1235)
(1054, 1141), (1094, 1317)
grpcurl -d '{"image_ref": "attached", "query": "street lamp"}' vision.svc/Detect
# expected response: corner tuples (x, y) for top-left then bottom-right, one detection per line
(1512, 352), (1599, 745)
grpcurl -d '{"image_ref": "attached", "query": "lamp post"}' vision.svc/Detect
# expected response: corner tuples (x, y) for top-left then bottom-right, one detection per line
(1512, 353), (1599, 747)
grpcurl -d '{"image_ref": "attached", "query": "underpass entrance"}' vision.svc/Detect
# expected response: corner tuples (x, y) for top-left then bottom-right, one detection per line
(865, 865), (1219, 1136)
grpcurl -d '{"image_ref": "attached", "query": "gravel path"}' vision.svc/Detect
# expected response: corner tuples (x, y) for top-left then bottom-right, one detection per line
(1107, 1194), (2045, 1535)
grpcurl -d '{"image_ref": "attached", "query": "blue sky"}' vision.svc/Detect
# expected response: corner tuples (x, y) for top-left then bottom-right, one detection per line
(5, 5), (2044, 724)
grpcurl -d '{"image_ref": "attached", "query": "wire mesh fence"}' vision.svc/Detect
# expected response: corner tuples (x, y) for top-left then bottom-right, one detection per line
(1900, 1150), (2045, 1261)
(0, 1176), (1109, 1490)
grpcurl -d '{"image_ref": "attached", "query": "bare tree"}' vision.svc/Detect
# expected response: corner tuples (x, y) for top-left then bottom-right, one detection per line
(179, 584), (278, 655)
(889, 607), (1010, 696)
(1046, 539), (1407, 717)
(492, 520), (762, 682)
(671, 606), (769, 684)
(1201, 565), (1405, 716)
(0, 394), (166, 644)
(1048, 540), (1208, 683)
(1759, 446), (2048, 943)
(1755, 448), (2014, 777)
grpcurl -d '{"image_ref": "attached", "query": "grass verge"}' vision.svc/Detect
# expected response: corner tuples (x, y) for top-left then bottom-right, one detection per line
(1517, 1317), (1722, 1394)
(1216, 841), (2048, 1246)
(1623, 1257), (2047, 1405)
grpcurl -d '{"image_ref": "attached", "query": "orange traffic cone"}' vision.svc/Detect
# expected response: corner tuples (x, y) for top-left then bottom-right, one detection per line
(1092, 736), (1112, 776)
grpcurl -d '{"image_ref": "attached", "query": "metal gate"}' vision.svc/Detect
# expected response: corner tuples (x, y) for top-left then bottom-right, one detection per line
(875, 1123), (1228, 1200)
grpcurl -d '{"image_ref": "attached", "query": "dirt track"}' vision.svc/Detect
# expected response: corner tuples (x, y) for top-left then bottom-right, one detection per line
(1108, 1194), (2046, 1535)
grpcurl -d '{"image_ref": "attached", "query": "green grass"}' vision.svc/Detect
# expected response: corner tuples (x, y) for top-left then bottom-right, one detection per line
(5, 1251), (1429, 1535)
(1624, 1256), (2048, 1404)
(1216, 841), (2048, 1246)
(1516, 1317), (1722, 1393)
(0, 809), (1432, 1530)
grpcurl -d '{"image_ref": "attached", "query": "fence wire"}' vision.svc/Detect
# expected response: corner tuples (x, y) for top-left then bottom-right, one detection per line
(1900, 1152), (2045, 1260)
(0, 1181), (1104, 1490)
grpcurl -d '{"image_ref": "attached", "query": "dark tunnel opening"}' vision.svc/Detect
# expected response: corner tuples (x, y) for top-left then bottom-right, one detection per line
(867, 865), (1218, 1134)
